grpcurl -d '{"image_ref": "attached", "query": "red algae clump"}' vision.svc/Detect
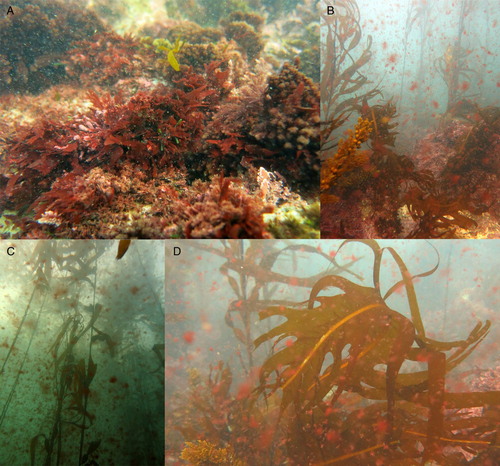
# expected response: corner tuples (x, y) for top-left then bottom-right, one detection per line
(0, 5), (319, 238)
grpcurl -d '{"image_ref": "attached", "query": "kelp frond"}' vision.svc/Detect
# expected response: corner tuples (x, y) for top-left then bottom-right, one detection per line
(255, 240), (496, 463)
(321, 0), (380, 154)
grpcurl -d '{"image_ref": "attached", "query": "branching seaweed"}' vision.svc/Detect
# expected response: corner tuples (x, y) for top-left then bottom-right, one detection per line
(321, 0), (381, 156)
(170, 241), (498, 464)
(1, 241), (163, 465)
(27, 243), (104, 466)
(434, 0), (476, 112)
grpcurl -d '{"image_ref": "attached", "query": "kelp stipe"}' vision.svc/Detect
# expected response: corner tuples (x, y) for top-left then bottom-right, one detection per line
(0, 291), (46, 434)
(0, 243), (52, 434)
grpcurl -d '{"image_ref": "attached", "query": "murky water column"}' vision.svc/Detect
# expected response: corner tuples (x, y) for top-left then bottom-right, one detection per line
(0, 240), (165, 465)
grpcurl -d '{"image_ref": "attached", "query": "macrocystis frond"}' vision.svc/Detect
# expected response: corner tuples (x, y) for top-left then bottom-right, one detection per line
(190, 241), (361, 371)
(254, 240), (493, 449)
(29, 241), (107, 289)
(321, 0), (381, 155)
(434, 44), (478, 113)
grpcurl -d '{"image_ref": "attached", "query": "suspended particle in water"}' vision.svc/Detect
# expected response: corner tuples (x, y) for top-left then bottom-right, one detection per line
(289, 277), (299, 287)
(460, 81), (470, 91)
(325, 429), (341, 442)
(387, 53), (398, 64)
(374, 419), (389, 434)
(183, 331), (195, 343)
(248, 415), (259, 428)
(236, 381), (252, 400)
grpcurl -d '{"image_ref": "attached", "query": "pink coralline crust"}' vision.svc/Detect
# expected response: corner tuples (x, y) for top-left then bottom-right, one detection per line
(15, 166), (272, 239)
(411, 120), (472, 176)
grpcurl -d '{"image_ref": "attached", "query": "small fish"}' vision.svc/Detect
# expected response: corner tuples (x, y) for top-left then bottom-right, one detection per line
(116, 239), (131, 260)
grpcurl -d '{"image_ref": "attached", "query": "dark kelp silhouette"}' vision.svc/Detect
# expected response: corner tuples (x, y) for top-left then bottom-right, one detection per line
(1, 241), (164, 465)
(27, 243), (105, 466)
(321, 0), (380, 156)
(433, 0), (477, 112)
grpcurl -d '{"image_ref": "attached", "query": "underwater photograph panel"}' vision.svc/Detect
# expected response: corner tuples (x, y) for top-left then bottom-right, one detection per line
(321, 0), (500, 238)
(0, 240), (165, 465)
(0, 0), (320, 239)
(165, 239), (498, 464)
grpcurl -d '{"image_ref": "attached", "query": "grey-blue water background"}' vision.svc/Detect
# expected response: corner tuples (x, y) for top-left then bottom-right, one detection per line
(324, 0), (499, 149)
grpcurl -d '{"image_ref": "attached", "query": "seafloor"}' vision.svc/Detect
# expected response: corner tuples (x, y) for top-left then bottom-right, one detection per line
(0, 0), (320, 239)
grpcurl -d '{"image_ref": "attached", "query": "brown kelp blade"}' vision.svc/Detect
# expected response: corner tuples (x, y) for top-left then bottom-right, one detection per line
(116, 239), (131, 259)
